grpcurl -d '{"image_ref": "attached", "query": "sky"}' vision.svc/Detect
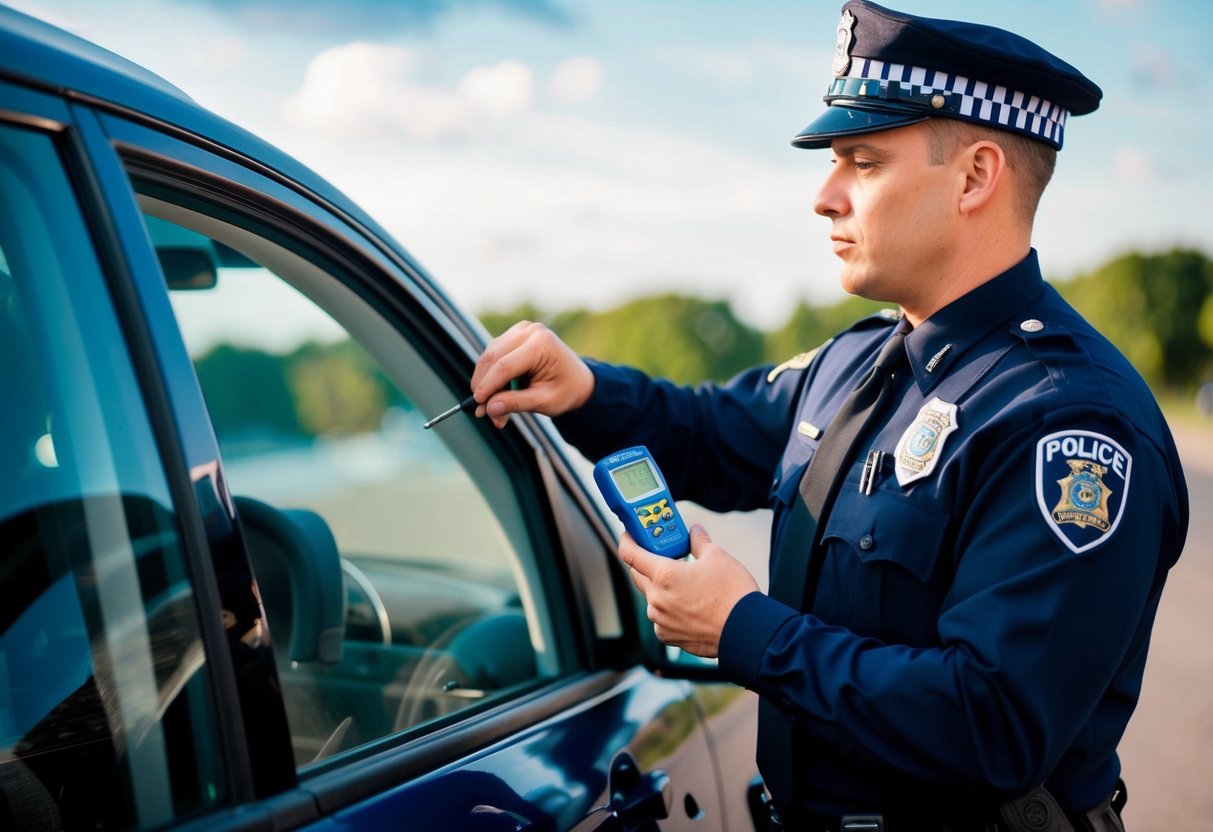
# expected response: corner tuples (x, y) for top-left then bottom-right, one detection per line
(10, 0), (1213, 330)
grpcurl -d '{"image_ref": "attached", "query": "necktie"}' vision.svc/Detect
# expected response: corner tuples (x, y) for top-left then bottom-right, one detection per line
(788, 324), (909, 606)
(757, 325), (909, 819)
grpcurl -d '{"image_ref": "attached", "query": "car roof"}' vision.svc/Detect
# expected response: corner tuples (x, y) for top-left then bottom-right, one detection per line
(0, 5), (434, 296)
(0, 5), (195, 109)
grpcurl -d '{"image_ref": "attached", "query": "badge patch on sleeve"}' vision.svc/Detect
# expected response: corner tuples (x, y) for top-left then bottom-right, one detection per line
(1035, 430), (1132, 554)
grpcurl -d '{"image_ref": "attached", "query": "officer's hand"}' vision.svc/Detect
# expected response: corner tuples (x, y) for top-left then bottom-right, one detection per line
(619, 524), (759, 658)
(470, 321), (595, 429)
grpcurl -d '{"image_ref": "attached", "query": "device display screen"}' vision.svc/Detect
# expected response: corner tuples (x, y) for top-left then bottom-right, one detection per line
(611, 459), (660, 501)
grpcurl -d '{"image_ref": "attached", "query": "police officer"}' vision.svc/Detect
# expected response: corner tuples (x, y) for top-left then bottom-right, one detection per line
(470, 2), (1189, 829)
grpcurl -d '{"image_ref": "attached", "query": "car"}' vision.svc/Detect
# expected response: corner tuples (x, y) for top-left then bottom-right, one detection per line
(0, 7), (759, 831)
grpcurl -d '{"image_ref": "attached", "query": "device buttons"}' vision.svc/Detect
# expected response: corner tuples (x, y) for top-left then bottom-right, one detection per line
(652, 526), (664, 537)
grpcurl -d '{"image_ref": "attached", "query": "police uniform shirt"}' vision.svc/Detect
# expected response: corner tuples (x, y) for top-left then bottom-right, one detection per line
(552, 249), (1189, 818)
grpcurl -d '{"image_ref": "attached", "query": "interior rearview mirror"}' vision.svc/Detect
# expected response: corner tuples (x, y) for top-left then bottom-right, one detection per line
(156, 246), (218, 291)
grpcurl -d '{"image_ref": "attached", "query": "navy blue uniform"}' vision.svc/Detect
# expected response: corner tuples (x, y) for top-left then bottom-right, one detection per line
(554, 251), (1188, 818)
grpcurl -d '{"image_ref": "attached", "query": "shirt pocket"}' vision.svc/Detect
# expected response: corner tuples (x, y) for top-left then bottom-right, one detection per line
(819, 485), (951, 643)
(820, 485), (949, 582)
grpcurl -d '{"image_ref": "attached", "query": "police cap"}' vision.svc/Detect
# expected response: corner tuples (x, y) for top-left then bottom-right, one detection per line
(793, 0), (1102, 150)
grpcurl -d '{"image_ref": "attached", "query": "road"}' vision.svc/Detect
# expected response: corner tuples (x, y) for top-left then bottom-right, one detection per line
(678, 423), (1213, 830)
(1117, 425), (1213, 831)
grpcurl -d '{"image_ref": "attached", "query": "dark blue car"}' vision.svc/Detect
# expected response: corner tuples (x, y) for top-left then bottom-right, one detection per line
(0, 7), (758, 830)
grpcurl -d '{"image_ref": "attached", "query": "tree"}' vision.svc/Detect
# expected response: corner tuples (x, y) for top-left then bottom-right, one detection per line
(1056, 249), (1213, 391)
(194, 344), (300, 441)
(764, 296), (889, 364)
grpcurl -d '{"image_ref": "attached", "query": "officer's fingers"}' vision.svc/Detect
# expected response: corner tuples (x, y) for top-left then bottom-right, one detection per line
(618, 533), (667, 582)
(484, 381), (573, 422)
(475, 328), (590, 418)
(473, 342), (534, 409)
(688, 524), (713, 558)
(470, 320), (535, 391)
(629, 567), (653, 598)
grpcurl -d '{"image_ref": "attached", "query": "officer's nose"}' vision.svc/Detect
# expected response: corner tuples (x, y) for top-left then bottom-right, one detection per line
(813, 162), (848, 218)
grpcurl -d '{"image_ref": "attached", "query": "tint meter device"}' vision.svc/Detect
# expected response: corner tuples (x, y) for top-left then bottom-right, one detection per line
(593, 446), (690, 558)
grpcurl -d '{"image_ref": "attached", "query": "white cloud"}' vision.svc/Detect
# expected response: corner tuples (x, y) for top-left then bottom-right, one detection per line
(1113, 146), (1153, 181)
(280, 111), (833, 329)
(549, 56), (603, 104)
(187, 35), (245, 74)
(657, 41), (815, 88)
(282, 44), (540, 141)
(457, 59), (534, 117)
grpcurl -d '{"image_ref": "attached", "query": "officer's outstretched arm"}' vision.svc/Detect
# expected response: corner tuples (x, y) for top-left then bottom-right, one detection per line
(470, 320), (595, 429)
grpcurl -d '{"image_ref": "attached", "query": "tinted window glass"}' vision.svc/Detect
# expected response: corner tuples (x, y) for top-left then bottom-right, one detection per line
(140, 203), (564, 768)
(0, 125), (224, 829)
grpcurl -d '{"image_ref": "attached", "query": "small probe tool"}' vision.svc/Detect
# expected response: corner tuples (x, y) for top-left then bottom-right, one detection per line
(422, 394), (477, 429)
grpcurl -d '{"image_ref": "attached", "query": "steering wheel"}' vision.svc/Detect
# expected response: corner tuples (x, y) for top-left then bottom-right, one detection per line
(341, 559), (392, 646)
(393, 610), (536, 732)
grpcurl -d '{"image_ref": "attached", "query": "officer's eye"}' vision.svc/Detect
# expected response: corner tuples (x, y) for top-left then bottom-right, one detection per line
(853, 159), (878, 171)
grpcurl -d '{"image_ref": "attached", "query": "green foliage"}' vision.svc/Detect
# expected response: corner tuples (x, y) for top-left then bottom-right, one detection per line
(289, 340), (387, 436)
(479, 304), (547, 339)
(193, 338), (406, 444)
(192, 249), (1213, 439)
(764, 295), (889, 365)
(1055, 248), (1213, 390)
(480, 249), (1213, 394)
(561, 295), (765, 384)
(194, 344), (301, 440)
(480, 295), (766, 384)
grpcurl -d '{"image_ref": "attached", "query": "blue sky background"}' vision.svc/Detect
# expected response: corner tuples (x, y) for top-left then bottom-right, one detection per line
(12, 0), (1213, 328)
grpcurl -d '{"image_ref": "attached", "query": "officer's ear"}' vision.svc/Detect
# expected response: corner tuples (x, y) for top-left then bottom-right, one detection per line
(957, 140), (1008, 216)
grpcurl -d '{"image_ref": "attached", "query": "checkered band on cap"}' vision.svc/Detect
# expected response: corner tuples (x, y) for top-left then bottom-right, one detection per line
(836, 56), (1070, 147)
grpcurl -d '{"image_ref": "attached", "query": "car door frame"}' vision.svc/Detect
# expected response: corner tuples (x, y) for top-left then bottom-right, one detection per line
(62, 93), (732, 831)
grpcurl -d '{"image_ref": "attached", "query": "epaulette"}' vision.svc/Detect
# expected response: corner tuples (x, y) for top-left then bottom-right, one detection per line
(767, 339), (832, 383)
(1008, 317), (1076, 348)
(1009, 317), (1101, 402)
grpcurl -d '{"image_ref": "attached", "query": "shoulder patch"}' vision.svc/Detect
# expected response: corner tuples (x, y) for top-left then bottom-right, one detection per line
(1035, 430), (1132, 554)
(767, 338), (832, 383)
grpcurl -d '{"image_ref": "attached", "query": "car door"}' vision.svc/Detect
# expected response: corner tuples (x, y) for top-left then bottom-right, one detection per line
(0, 83), (240, 832)
(67, 97), (739, 831)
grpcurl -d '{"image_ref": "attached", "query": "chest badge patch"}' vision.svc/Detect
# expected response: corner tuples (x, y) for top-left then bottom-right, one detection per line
(1035, 430), (1132, 554)
(894, 398), (958, 486)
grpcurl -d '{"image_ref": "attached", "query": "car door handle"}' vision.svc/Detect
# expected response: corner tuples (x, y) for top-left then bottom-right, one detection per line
(470, 804), (535, 830)
(594, 751), (672, 831)
(613, 769), (671, 827)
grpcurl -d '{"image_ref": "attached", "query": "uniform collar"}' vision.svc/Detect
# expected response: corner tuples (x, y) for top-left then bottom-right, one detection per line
(903, 249), (1046, 395)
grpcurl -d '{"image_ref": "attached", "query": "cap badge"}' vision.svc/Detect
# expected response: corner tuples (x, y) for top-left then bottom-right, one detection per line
(833, 9), (855, 77)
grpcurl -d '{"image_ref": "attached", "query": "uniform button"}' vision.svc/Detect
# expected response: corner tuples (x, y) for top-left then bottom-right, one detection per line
(859, 534), (874, 550)
(1020, 319), (1044, 332)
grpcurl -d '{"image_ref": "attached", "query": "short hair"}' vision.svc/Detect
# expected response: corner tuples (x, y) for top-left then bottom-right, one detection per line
(922, 117), (1057, 224)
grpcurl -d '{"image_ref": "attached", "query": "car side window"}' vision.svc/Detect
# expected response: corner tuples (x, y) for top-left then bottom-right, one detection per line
(0, 127), (224, 828)
(139, 201), (565, 768)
